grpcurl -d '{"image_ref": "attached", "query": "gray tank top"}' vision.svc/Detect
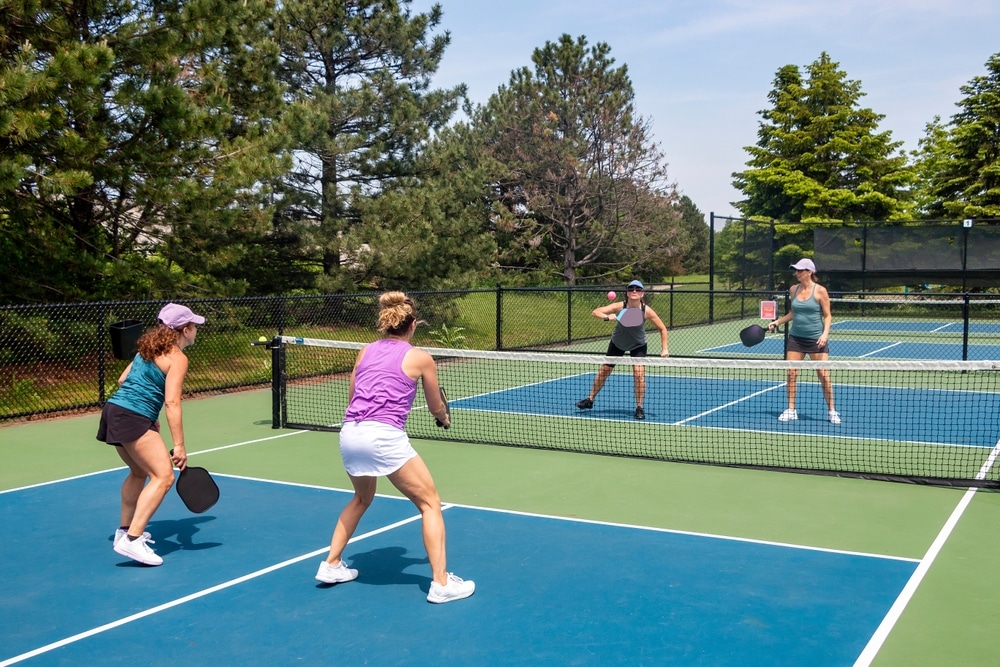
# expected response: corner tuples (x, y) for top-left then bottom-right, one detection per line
(611, 303), (646, 351)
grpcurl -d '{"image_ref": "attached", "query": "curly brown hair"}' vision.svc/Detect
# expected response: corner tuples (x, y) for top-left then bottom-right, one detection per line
(377, 291), (416, 335)
(136, 325), (182, 361)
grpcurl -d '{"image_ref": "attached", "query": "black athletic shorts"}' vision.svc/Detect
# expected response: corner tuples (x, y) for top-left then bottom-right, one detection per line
(602, 340), (647, 368)
(786, 335), (829, 355)
(96, 402), (159, 446)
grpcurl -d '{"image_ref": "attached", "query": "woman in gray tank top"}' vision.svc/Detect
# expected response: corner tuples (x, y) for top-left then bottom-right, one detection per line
(575, 280), (669, 420)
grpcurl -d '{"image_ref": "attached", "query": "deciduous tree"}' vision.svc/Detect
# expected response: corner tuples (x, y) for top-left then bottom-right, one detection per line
(471, 34), (680, 285)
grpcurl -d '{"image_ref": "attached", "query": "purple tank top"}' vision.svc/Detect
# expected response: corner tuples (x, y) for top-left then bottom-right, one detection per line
(344, 338), (418, 430)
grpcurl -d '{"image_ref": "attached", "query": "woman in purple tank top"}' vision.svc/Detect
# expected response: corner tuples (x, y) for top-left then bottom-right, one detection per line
(314, 291), (475, 604)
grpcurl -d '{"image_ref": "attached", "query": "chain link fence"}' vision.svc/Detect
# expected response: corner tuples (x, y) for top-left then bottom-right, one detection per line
(3, 287), (998, 422)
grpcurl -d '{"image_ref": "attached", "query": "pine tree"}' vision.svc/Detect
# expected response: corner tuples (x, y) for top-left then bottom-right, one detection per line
(733, 52), (912, 223)
(0, 0), (286, 302)
(273, 0), (466, 290)
(922, 53), (1000, 219)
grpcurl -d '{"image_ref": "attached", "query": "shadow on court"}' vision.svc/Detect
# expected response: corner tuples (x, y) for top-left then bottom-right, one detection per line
(321, 545), (430, 589)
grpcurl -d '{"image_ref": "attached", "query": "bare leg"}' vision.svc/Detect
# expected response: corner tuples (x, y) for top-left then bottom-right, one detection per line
(784, 350), (805, 409)
(633, 365), (646, 407)
(325, 475), (377, 565)
(811, 352), (835, 410)
(115, 447), (147, 529)
(388, 455), (447, 585)
(587, 364), (615, 401)
(117, 430), (175, 536)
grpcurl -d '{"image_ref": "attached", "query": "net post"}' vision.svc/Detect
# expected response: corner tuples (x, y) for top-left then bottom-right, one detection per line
(271, 337), (286, 429)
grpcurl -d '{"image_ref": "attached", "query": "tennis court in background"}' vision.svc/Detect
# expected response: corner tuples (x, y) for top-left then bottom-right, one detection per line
(3, 383), (1000, 665)
(699, 314), (1000, 360)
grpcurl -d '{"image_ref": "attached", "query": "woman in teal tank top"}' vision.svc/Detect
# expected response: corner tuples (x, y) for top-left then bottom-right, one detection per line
(96, 303), (205, 566)
(767, 259), (840, 425)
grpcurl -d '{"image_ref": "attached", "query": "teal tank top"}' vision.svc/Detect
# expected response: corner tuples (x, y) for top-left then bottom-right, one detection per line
(789, 286), (824, 339)
(107, 354), (167, 420)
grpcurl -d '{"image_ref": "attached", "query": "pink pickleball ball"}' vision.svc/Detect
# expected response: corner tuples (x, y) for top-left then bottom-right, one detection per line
(607, 290), (616, 300)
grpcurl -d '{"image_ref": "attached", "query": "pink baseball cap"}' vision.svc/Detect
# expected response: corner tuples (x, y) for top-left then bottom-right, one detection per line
(158, 303), (206, 329)
(789, 258), (816, 272)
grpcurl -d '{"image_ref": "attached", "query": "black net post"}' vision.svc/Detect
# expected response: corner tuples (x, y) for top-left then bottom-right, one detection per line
(271, 338), (286, 429)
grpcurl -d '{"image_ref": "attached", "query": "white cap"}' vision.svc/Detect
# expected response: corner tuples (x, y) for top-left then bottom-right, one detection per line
(789, 258), (816, 272)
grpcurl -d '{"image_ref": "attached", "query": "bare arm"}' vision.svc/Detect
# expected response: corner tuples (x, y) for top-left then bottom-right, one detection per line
(162, 350), (190, 470)
(816, 285), (833, 345)
(347, 346), (369, 405)
(644, 306), (670, 357)
(591, 303), (624, 321)
(403, 348), (450, 427)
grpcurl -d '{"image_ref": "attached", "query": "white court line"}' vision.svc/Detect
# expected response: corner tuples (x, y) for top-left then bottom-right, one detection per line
(454, 501), (919, 564)
(0, 429), (312, 495)
(673, 383), (785, 425)
(0, 506), (449, 666)
(852, 438), (1000, 666)
(858, 341), (904, 358)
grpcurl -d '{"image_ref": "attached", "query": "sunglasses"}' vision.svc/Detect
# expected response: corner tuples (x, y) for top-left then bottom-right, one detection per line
(626, 286), (644, 292)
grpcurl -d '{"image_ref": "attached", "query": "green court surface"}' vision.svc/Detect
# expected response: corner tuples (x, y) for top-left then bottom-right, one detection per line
(3, 388), (999, 665)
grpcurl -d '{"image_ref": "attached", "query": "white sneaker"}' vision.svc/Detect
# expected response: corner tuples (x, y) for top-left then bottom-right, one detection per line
(829, 410), (842, 425)
(315, 560), (358, 584)
(778, 409), (798, 422)
(114, 528), (150, 545)
(114, 534), (163, 566)
(427, 573), (475, 604)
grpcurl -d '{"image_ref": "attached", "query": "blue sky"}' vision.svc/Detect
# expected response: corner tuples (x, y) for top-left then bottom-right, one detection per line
(409, 0), (1000, 223)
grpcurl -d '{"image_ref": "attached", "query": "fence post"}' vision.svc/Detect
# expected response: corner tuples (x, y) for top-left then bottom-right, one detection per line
(495, 282), (503, 351)
(709, 212), (715, 324)
(98, 302), (108, 405)
(566, 287), (572, 345)
(962, 293), (970, 361)
(669, 277), (675, 329)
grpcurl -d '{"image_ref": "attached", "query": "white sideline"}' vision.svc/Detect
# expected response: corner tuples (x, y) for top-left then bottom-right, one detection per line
(852, 439), (1000, 666)
(0, 508), (439, 666)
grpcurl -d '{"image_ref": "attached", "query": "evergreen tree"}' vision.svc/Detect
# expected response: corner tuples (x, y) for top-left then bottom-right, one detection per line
(909, 117), (954, 219)
(0, 0), (286, 302)
(920, 53), (1000, 219)
(273, 0), (466, 291)
(673, 195), (710, 274)
(733, 52), (912, 223)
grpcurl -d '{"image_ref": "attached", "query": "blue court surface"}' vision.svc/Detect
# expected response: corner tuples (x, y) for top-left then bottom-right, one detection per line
(830, 320), (1000, 335)
(2, 471), (918, 665)
(702, 336), (1000, 360)
(452, 374), (1000, 449)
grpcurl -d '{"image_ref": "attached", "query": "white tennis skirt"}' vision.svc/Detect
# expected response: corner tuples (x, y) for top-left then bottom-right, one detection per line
(339, 420), (418, 477)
